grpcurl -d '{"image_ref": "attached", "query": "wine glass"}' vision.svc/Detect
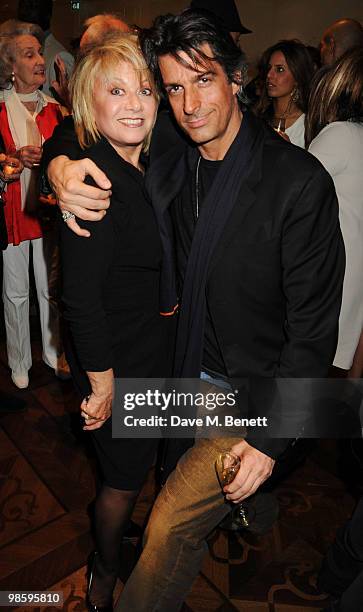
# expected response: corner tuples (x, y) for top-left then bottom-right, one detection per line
(0, 153), (21, 204)
(215, 450), (254, 529)
(272, 116), (286, 134)
(1, 156), (20, 180)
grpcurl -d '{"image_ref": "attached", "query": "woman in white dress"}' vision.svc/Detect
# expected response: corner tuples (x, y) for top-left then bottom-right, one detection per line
(306, 47), (363, 375)
(255, 40), (315, 148)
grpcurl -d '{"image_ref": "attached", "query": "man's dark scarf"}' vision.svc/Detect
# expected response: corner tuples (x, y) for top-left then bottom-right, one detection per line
(174, 112), (261, 377)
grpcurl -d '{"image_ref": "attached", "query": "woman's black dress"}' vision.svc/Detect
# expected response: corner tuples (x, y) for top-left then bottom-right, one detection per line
(60, 137), (170, 490)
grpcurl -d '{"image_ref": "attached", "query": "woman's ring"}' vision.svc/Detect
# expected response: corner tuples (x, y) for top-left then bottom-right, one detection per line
(62, 211), (76, 222)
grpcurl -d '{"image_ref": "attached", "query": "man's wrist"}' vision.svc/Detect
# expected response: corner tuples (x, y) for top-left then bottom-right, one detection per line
(47, 155), (70, 186)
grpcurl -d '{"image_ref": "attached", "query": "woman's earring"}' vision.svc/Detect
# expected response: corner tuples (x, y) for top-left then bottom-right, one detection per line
(11, 71), (15, 83)
(291, 87), (300, 103)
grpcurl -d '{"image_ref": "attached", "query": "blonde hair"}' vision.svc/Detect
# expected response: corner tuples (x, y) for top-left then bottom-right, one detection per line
(305, 47), (363, 147)
(70, 33), (159, 150)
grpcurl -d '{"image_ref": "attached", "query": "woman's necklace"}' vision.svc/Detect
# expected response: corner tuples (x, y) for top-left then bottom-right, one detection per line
(272, 96), (295, 132)
(17, 91), (38, 102)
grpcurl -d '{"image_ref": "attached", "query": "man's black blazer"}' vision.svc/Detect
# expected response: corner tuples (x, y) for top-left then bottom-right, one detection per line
(146, 112), (345, 459)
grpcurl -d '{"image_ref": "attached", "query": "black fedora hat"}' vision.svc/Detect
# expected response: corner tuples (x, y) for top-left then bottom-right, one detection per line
(190, 0), (252, 34)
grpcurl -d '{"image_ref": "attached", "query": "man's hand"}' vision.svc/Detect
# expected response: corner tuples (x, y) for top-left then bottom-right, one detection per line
(48, 155), (112, 237)
(224, 440), (275, 503)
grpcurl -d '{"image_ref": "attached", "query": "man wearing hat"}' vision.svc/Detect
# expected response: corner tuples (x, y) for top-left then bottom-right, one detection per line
(190, 0), (252, 43)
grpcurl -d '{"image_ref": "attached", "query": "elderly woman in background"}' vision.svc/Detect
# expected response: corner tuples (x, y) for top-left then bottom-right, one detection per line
(0, 19), (68, 388)
(306, 47), (363, 377)
(255, 39), (315, 147)
(59, 34), (171, 610)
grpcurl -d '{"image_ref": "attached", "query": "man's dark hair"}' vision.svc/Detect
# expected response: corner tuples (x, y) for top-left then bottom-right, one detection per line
(17, 0), (53, 32)
(139, 9), (248, 100)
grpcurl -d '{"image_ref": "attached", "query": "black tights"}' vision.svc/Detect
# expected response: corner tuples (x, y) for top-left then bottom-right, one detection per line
(90, 484), (140, 606)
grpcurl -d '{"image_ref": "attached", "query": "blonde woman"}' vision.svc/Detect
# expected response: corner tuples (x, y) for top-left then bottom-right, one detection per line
(306, 47), (363, 376)
(60, 35), (170, 611)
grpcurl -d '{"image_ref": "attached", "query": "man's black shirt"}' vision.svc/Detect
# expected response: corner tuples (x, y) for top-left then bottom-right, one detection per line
(171, 156), (227, 376)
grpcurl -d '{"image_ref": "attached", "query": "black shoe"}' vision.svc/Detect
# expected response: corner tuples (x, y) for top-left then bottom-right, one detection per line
(0, 392), (26, 415)
(123, 519), (143, 541)
(86, 552), (114, 612)
(317, 526), (363, 598)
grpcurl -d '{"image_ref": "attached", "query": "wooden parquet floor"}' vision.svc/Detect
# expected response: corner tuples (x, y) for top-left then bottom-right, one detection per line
(0, 322), (360, 612)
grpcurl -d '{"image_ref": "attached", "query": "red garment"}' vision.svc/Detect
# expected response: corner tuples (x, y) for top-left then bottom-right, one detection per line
(0, 100), (62, 246)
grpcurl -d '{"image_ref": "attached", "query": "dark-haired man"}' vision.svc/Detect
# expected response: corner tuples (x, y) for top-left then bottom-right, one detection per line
(45, 10), (344, 610)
